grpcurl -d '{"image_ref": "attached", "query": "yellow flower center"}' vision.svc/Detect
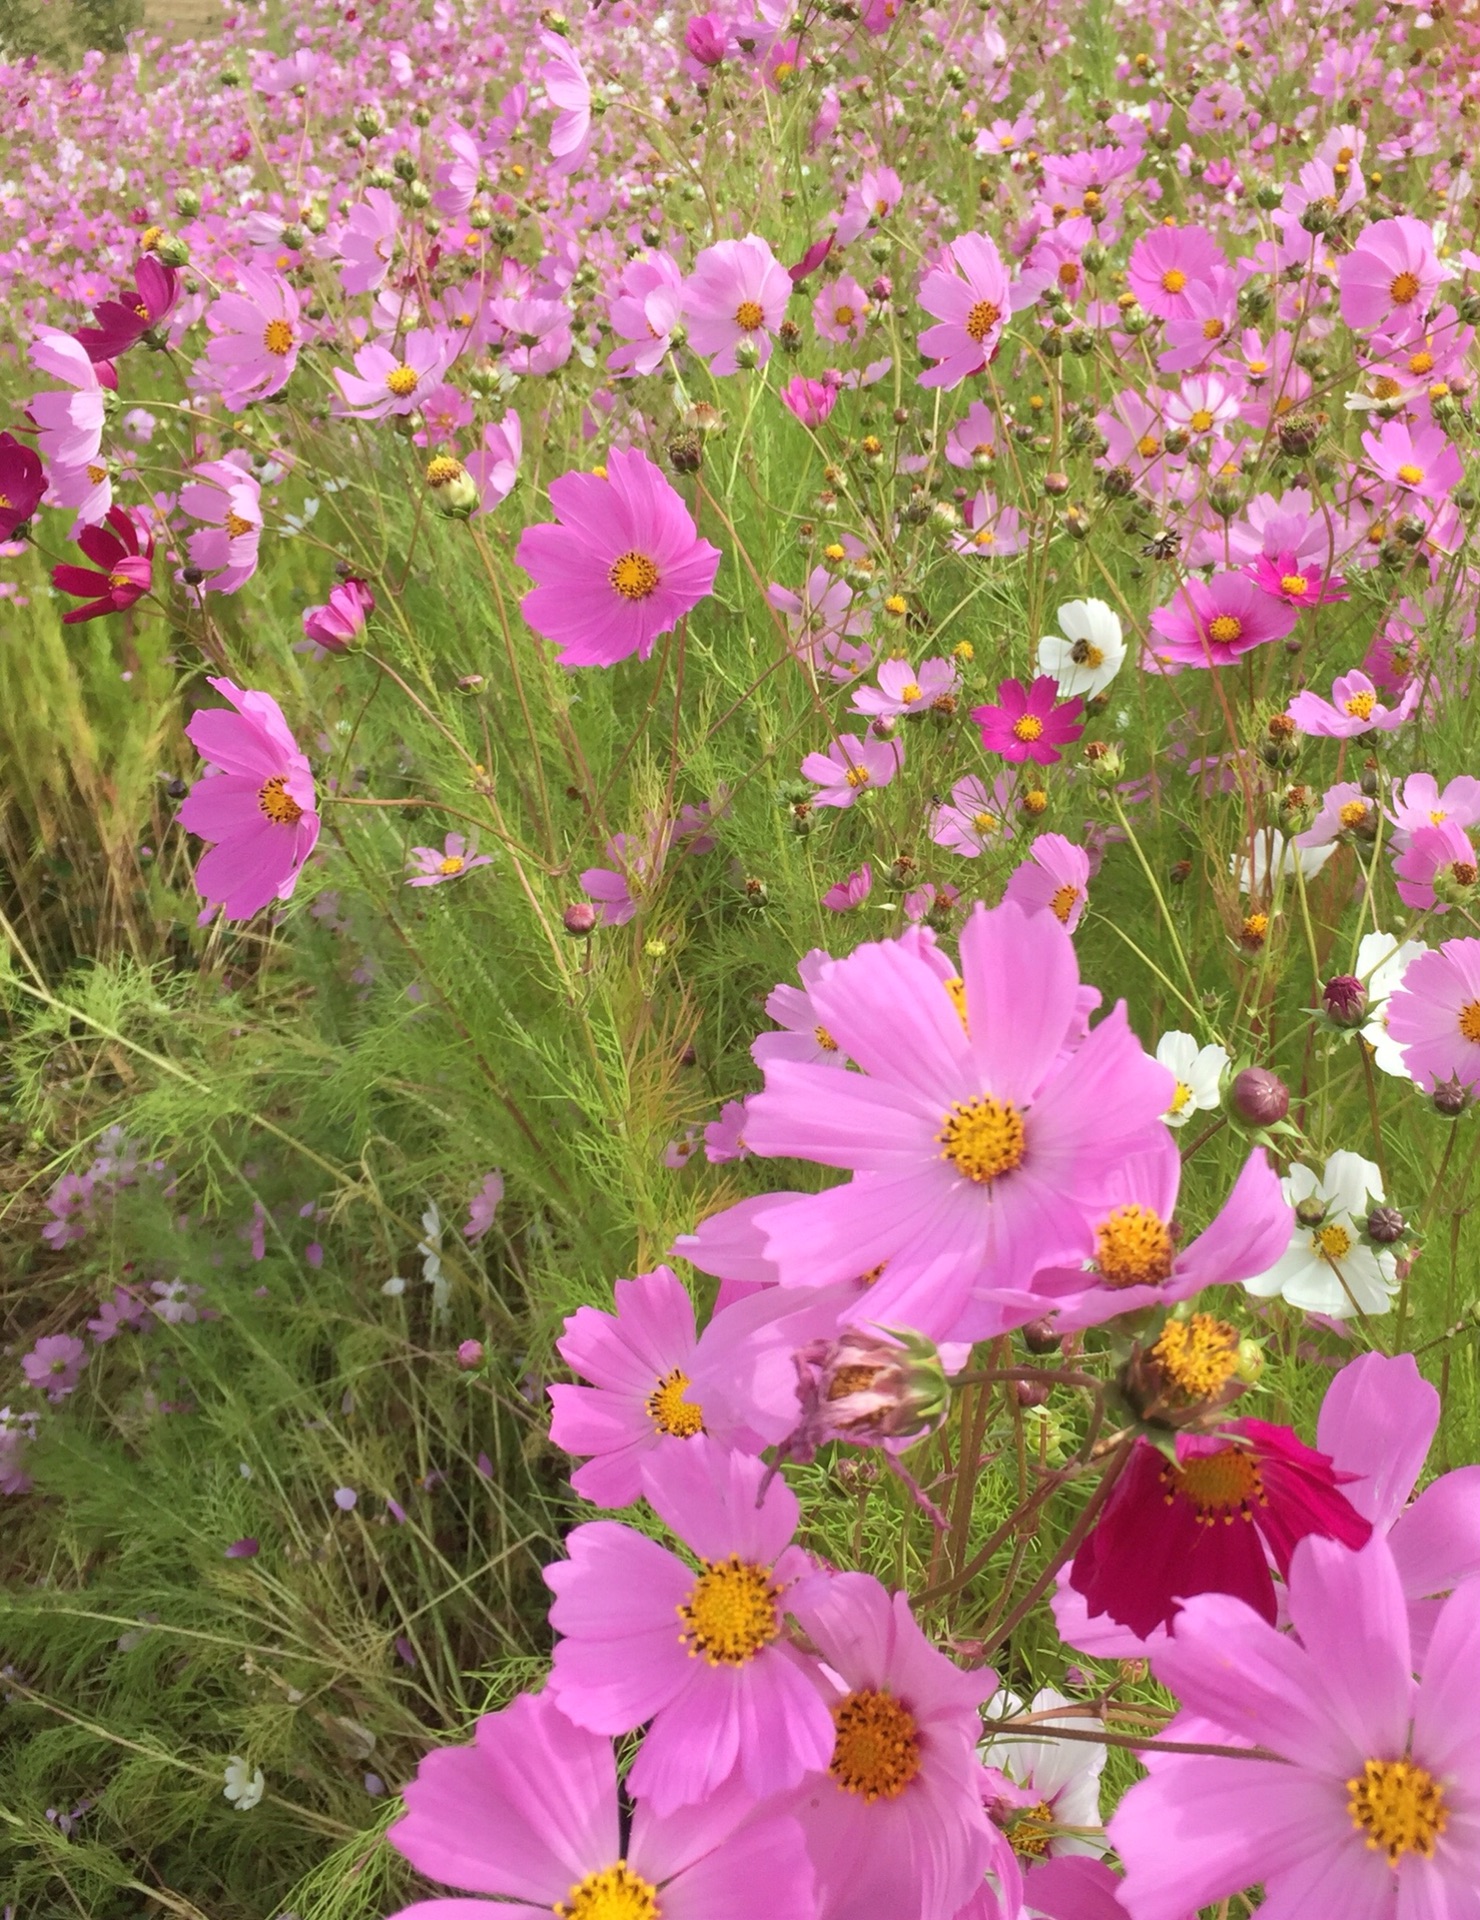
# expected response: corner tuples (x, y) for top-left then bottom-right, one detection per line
(1161, 267), (1188, 294)
(1339, 800), (1371, 829)
(814, 1024), (840, 1051)
(1409, 349), (1435, 375)
(899, 682), (922, 703)
(1241, 912), (1269, 946)
(1389, 270), (1421, 305)
(1201, 317), (1225, 340)
(1347, 1759), (1448, 1865)
(1316, 1222), (1352, 1261)
(844, 764), (872, 788)
(1189, 408), (1214, 432)
(140, 225), (164, 251)
(1010, 1800), (1058, 1859)
(734, 298), (765, 330)
(1280, 574), (1308, 596)
(609, 551), (661, 600)
(884, 594), (908, 615)
(1012, 713), (1046, 742)
(1169, 1443), (1265, 1520)
(828, 1689), (921, 1801)
(1344, 691), (1378, 719)
(426, 455), (464, 487)
(677, 1555), (780, 1665)
(262, 317), (295, 356)
(646, 1367), (704, 1438)
(1152, 1313), (1240, 1399)
(1023, 789), (1048, 815)
(554, 1861), (660, 1920)
(1396, 463), (1424, 486)
(965, 298), (1002, 343)
(944, 976), (969, 1031)
(1136, 433), (1161, 458)
(938, 1096), (1026, 1183)
(258, 774), (304, 826)
(1049, 882), (1081, 924)
(437, 855), (465, 876)
(1096, 1204), (1175, 1289)
(1207, 614), (1243, 646)
(1169, 1080), (1193, 1113)
(972, 810), (1000, 833)
(385, 365), (420, 397)
(1458, 1001), (1480, 1044)
(87, 463), (108, 484)
(1431, 809), (1449, 824)
(1071, 640), (1105, 668)
(833, 303), (856, 326)
(1247, 358), (1268, 375)
(108, 572), (134, 591)
(1372, 375), (1403, 400)
(224, 511), (255, 538)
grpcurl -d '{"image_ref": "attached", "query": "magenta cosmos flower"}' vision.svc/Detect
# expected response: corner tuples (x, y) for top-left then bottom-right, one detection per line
(544, 1434), (835, 1813)
(1385, 937), (1480, 1092)
(200, 266), (303, 409)
(300, 578), (373, 657)
(1245, 549), (1348, 608)
(1003, 833), (1092, 932)
(801, 733), (904, 808)
(539, 29), (593, 175)
(0, 431), (45, 540)
(1110, 1535), (1480, 1920)
(917, 231), (1012, 387)
(1069, 1417), (1371, 1638)
(822, 863), (873, 911)
(778, 1571), (1008, 1920)
(1287, 668), (1418, 738)
(1125, 224), (1225, 320)
(737, 900), (1174, 1343)
(1362, 418), (1463, 503)
(28, 327), (106, 470)
(76, 256), (179, 363)
(1147, 571), (1297, 670)
(406, 833), (493, 887)
(334, 328), (453, 420)
(682, 235), (793, 374)
(178, 678), (320, 920)
(517, 448), (721, 667)
(971, 675), (1084, 765)
(179, 454), (262, 595)
(51, 506), (153, 623)
(1339, 213), (1441, 335)
(386, 1690), (815, 1920)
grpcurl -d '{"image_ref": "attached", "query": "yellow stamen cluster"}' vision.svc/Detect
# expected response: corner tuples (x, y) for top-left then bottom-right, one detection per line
(1095, 1205), (1174, 1289)
(829, 1689), (922, 1801)
(1152, 1313), (1240, 1399)
(646, 1367), (704, 1439)
(938, 1097), (1026, 1184)
(677, 1556), (780, 1665)
(1347, 1759), (1448, 1864)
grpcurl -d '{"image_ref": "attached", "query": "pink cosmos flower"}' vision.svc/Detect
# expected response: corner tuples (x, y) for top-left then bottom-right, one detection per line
(954, 492), (1027, 559)
(683, 235), (792, 374)
(1147, 571), (1298, 670)
(429, 125), (480, 218)
(917, 232), (1012, 387)
(75, 256), (179, 362)
(800, 733), (904, 808)
(200, 266), (303, 409)
(338, 188), (399, 294)
(1003, 834), (1092, 932)
(22, 1333), (87, 1403)
(930, 773), (1016, 859)
(334, 329), (453, 419)
(1339, 213), (1441, 334)
(835, 164), (903, 245)
(51, 506), (153, 623)
(1030, 1134), (1293, 1331)
(1287, 668), (1418, 738)
(738, 901), (1175, 1342)
(812, 273), (870, 343)
(300, 578), (373, 657)
(1244, 549), (1348, 607)
(822, 863), (873, 911)
(544, 1434), (836, 1812)
(1070, 1421), (1371, 1638)
(386, 1690), (815, 1920)
(465, 413), (522, 514)
(1387, 771), (1480, 848)
(178, 454), (262, 595)
(768, 568), (874, 681)
(539, 29), (593, 174)
(607, 251), (685, 377)
(178, 678), (320, 920)
(517, 448), (722, 667)
(1362, 418), (1463, 503)
(1385, 937), (1480, 1091)
(1393, 819), (1480, 912)
(28, 328), (106, 470)
(778, 1570), (1009, 1920)
(406, 833), (493, 887)
(1164, 371), (1239, 437)
(1125, 224), (1225, 320)
(0, 432), (45, 540)
(945, 402), (998, 470)
(971, 676), (1084, 766)
(1110, 1535), (1480, 1920)
(490, 295), (573, 377)
(464, 1171), (504, 1241)
(753, 950), (853, 1072)
(779, 375), (837, 429)
(851, 655), (957, 720)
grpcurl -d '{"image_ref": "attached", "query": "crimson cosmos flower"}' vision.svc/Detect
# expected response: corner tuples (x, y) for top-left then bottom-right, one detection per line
(970, 674), (1085, 765)
(51, 506), (154, 623)
(0, 431), (46, 540)
(74, 256), (179, 363)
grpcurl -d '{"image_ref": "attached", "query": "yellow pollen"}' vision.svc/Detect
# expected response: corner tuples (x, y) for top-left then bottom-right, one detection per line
(973, 529), (996, 547)
(1207, 614), (1243, 646)
(829, 1689), (921, 1802)
(1071, 640), (1104, 668)
(425, 456), (464, 487)
(1096, 1204), (1174, 1289)
(262, 317), (295, 355)
(1431, 810), (1449, 824)
(1169, 1443), (1265, 1520)
(437, 855), (465, 875)
(1152, 1313), (1240, 1399)
(965, 298), (1002, 343)
(1201, 317), (1225, 340)
(833, 303), (856, 326)
(1280, 574), (1308, 596)
(734, 298), (765, 330)
(972, 810), (1000, 833)
(844, 764), (872, 789)
(1009, 1799), (1058, 1859)
(884, 594), (908, 616)
(1395, 463), (1424, 486)
(1169, 1080), (1193, 1114)
(938, 1096), (1026, 1183)
(1058, 262), (1081, 288)
(899, 682), (922, 703)
(1372, 375), (1402, 400)
(1458, 1001), (1480, 1045)
(1409, 350), (1435, 375)
(1160, 267), (1188, 294)
(677, 1555), (780, 1665)
(1189, 408), (1215, 432)
(1247, 358), (1268, 375)
(1340, 800), (1371, 829)
(108, 571), (134, 591)
(224, 511), (255, 539)
(944, 976), (969, 1031)
(1241, 912), (1269, 946)
(140, 225), (164, 251)
(772, 59), (796, 82)
(1347, 1759), (1448, 1865)
(1023, 789), (1048, 815)
(1012, 713), (1046, 742)
(87, 463), (108, 484)
(646, 1367), (704, 1439)
(1389, 269), (1421, 305)
(1136, 433), (1161, 458)
(609, 551), (661, 600)
(554, 1861), (660, 1920)
(814, 1024), (840, 1052)
(385, 365), (420, 397)
(1316, 1222), (1352, 1261)
(824, 542), (847, 563)
(1344, 691), (1378, 719)
(1049, 882), (1080, 924)
(0, 490), (9, 509)
(258, 774), (304, 826)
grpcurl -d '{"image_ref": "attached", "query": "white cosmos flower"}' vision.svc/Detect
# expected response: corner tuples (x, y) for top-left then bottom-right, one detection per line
(1232, 827), (1335, 894)
(1155, 1031), (1229, 1126)
(223, 1757), (265, 1811)
(1037, 598), (1126, 699)
(1355, 929), (1427, 1079)
(980, 1687), (1107, 1859)
(1243, 1151), (1397, 1317)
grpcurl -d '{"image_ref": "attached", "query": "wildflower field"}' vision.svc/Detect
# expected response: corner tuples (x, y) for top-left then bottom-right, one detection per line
(6, 0), (1480, 1914)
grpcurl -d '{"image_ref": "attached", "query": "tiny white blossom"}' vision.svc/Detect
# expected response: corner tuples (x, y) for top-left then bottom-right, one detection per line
(1155, 1031), (1229, 1126)
(1244, 1151), (1397, 1318)
(223, 1757), (265, 1811)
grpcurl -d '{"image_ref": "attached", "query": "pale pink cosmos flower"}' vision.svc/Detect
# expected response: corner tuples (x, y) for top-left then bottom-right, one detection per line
(1164, 371), (1239, 437)
(812, 273), (871, 343)
(1339, 213), (1441, 335)
(539, 30), (593, 175)
(200, 266), (303, 409)
(767, 568), (874, 680)
(1393, 819), (1480, 912)
(28, 328), (106, 469)
(682, 235), (792, 374)
(1387, 771), (1480, 849)
(178, 453), (262, 595)
(300, 579), (373, 658)
(930, 773), (1016, 858)
(1125, 224), (1225, 320)
(607, 251), (685, 377)
(917, 231), (1012, 387)
(406, 833), (493, 888)
(465, 413), (522, 515)
(1386, 937), (1480, 1092)
(954, 491), (1027, 558)
(1287, 668), (1417, 738)
(851, 655), (957, 719)
(463, 1171), (504, 1240)
(22, 1333), (87, 1403)
(1362, 418), (1463, 503)
(753, 949), (853, 1071)
(945, 401), (997, 470)
(338, 188), (399, 295)
(801, 732), (904, 808)
(430, 126), (481, 219)
(1003, 833), (1092, 932)
(334, 329), (454, 420)
(544, 1435), (836, 1812)
(490, 296), (572, 377)
(835, 164), (902, 245)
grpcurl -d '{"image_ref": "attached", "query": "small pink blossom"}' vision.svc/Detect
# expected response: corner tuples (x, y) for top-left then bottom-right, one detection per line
(971, 675), (1084, 765)
(822, 863), (873, 910)
(1287, 668), (1418, 738)
(406, 832), (494, 887)
(800, 732), (904, 808)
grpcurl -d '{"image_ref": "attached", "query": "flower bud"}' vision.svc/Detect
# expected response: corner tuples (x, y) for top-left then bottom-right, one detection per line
(154, 233), (191, 269)
(175, 186), (201, 217)
(457, 1339), (485, 1369)
(1231, 1066), (1289, 1127)
(1083, 739), (1125, 786)
(1020, 1318), (1062, 1354)
(1043, 470), (1071, 497)
(786, 1327), (949, 1460)
(1323, 975), (1368, 1027)
(425, 457), (478, 518)
(733, 337), (760, 371)
(667, 430), (702, 475)
(563, 902), (598, 937)
(1433, 1075), (1470, 1117)
(1255, 183), (1284, 210)
(354, 105), (386, 138)
(1366, 1206), (1407, 1245)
